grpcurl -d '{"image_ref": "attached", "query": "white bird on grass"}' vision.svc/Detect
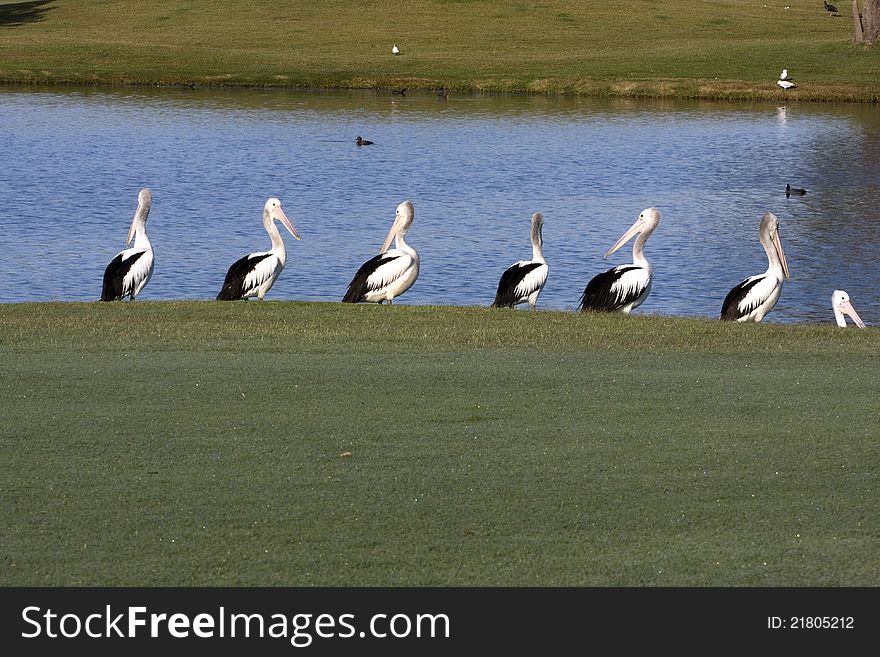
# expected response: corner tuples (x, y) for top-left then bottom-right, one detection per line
(492, 212), (549, 310)
(831, 290), (866, 328)
(216, 197), (301, 301)
(342, 201), (419, 304)
(101, 188), (154, 301)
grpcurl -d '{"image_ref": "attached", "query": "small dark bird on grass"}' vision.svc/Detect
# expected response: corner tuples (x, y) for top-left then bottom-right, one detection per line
(823, 1), (839, 14)
(786, 184), (807, 197)
(355, 136), (374, 146)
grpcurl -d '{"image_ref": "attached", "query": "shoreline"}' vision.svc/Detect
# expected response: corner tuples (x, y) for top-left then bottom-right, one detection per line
(0, 299), (872, 332)
(2, 76), (878, 104)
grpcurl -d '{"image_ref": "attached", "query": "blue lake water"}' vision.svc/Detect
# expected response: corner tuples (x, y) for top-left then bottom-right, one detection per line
(1, 86), (878, 324)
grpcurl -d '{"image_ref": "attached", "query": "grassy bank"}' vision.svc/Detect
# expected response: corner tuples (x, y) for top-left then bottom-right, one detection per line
(0, 1), (878, 101)
(1, 301), (878, 586)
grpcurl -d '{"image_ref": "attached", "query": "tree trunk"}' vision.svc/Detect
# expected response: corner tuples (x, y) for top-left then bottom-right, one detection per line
(864, 0), (880, 44)
(853, 0), (864, 42)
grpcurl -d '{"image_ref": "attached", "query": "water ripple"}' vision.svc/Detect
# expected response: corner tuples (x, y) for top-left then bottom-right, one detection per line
(1, 87), (878, 325)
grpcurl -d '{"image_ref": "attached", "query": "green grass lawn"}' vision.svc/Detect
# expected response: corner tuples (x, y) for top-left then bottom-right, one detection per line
(0, 0), (878, 100)
(1, 301), (877, 586)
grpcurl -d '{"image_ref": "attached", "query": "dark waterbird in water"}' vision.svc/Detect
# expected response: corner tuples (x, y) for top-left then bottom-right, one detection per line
(786, 184), (807, 197)
(392, 87), (407, 97)
(355, 136), (374, 146)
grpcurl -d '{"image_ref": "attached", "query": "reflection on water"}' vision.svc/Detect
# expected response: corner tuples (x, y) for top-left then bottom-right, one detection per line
(1, 86), (878, 325)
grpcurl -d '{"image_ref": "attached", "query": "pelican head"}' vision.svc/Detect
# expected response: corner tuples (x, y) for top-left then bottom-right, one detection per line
(832, 290), (866, 328)
(381, 200), (415, 253)
(758, 212), (790, 281)
(126, 187), (153, 245)
(604, 207), (661, 258)
(264, 197), (301, 240)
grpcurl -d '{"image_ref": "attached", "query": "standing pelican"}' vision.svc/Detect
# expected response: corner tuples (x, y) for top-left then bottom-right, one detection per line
(101, 188), (154, 301)
(342, 200), (419, 304)
(579, 207), (661, 313)
(492, 212), (549, 309)
(216, 197), (301, 301)
(720, 212), (791, 322)
(831, 290), (866, 328)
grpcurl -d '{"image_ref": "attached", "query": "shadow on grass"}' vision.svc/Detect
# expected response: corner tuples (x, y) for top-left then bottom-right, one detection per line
(0, 0), (54, 28)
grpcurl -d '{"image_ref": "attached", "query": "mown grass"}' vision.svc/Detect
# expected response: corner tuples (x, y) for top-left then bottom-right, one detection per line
(0, 1), (878, 100)
(1, 301), (878, 586)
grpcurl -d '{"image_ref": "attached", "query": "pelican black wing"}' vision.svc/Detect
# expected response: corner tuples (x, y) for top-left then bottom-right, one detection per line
(216, 253), (273, 300)
(342, 254), (400, 303)
(720, 277), (763, 320)
(579, 265), (640, 312)
(101, 251), (147, 301)
(492, 262), (543, 308)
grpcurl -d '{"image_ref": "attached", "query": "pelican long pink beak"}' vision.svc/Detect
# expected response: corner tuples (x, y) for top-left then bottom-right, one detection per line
(837, 298), (866, 329)
(126, 211), (139, 246)
(772, 228), (790, 281)
(604, 215), (646, 258)
(381, 212), (404, 253)
(273, 206), (301, 240)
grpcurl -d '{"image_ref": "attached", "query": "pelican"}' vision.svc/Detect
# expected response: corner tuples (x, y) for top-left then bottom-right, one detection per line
(579, 207), (661, 313)
(780, 68), (789, 81)
(492, 212), (549, 310)
(342, 200), (419, 304)
(101, 188), (154, 301)
(392, 44), (401, 55)
(216, 197), (301, 301)
(720, 212), (791, 322)
(832, 290), (866, 328)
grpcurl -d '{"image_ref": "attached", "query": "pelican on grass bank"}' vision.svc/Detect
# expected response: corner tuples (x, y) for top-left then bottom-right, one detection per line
(579, 207), (661, 314)
(831, 290), (866, 328)
(342, 201), (419, 304)
(492, 212), (548, 309)
(101, 188), (154, 301)
(216, 197), (301, 301)
(720, 212), (790, 322)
